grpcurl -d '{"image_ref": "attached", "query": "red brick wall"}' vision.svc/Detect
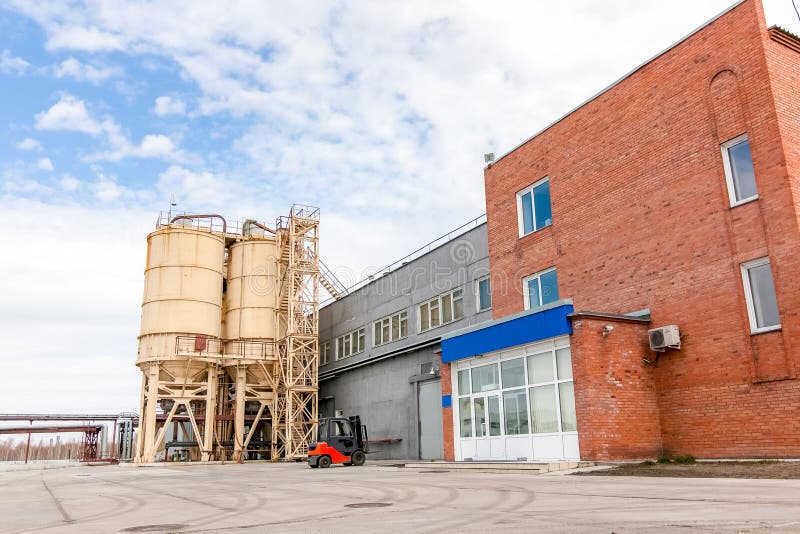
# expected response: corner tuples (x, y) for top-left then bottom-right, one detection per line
(570, 316), (662, 460)
(484, 0), (800, 458)
(440, 362), (455, 461)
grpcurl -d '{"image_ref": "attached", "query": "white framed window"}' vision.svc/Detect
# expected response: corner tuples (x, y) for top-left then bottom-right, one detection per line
(335, 327), (365, 360)
(741, 257), (781, 334)
(320, 342), (330, 366)
(522, 267), (559, 310)
(373, 310), (408, 347)
(419, 288), (464, 332)
(516, 177), (552, 237)
(476, 276), (492, 312)
(721, 133), (758, 206)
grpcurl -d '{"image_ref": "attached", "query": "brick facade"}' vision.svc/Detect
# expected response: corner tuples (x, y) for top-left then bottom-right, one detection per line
(569, 315), (662, 460)
(483, 0), (800, 459)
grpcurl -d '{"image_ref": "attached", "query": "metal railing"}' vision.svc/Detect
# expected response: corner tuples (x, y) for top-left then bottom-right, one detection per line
(319, 259), (347, 298)
(156, 211), (239, 235)
(320, 213), (487, 305)
(223, 339), (276, 359)
(175, 335), (276, 359)
(176, 335), (223, 356)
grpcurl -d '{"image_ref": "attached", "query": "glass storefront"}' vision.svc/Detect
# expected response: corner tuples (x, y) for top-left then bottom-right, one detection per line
(453, 337), (579, 461)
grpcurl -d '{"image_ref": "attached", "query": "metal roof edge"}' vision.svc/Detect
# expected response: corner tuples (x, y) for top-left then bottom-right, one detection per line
(568, 310), (652, 324)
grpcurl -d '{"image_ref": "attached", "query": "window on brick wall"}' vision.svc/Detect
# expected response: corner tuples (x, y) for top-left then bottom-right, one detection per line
(373, 310), (408, 346)
(516, 177), (552, 237)
(335, 327), (365, 360)
(721, 134), (758, 206)
(419, 288), (463, 332)
(522, 268), (559, 310)
(741, 257), (781, 334)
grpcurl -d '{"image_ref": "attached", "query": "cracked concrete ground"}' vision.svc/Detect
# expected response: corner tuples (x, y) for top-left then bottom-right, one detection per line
(2, 461), (800, 533)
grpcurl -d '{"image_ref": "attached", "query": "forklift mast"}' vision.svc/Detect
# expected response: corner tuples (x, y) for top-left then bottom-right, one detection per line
(348, 415), (369, 453)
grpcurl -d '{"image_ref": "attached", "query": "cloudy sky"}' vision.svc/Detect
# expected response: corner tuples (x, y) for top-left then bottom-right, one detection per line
(0, 0), (798, 414)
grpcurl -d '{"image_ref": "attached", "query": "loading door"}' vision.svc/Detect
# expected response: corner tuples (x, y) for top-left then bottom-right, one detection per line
(418, 379), (444, 460)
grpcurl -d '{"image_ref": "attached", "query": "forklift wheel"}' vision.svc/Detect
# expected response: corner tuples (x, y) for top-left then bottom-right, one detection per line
(351, 450), (366, 466)
(318, 455), (332, 468)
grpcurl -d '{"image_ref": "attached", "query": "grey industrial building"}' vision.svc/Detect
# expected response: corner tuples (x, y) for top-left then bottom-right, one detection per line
(319, 217), (491, 460)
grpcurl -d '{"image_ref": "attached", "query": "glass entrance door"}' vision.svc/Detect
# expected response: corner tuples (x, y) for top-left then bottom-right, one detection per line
(473, 394), (503, 459)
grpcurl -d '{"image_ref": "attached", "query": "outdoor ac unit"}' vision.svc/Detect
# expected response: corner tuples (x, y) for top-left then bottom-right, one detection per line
(649, 325), (681, 351)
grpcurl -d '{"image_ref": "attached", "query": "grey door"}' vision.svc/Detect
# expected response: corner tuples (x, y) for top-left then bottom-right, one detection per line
(418, 379), (444, 460)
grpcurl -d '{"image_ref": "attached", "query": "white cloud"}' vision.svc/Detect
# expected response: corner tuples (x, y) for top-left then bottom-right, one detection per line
(45, 25), (125, 52)
(0, 49), (30, 75)
(89, 133), (183, 162)
(89, 172), (153, 203)
(154, 96), (186, 116)
(138, 134), (176, 157)
(156, 165), (230, 208)
(34, 95), (186, 162)
(36, 157), (54, 171)
(53, 56), (121, 83)
(59, 174), (81, 191)
(35, 94), (103, 134)
(15, 138), (43, 151)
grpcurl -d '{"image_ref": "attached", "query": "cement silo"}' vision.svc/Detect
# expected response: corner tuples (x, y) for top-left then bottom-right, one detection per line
(222, 220), (280, 461)
(135, 207), (327, 464)
(135, 215), (226, 463)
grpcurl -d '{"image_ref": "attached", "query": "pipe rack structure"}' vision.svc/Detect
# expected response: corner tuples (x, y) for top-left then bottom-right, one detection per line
(135, 204), (335, 463)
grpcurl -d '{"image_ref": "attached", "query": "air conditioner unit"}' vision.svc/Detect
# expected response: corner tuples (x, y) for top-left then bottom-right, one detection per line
(649, 325), (681, 351)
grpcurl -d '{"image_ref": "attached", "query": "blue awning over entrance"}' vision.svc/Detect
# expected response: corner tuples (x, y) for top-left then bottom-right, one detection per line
(441, 300), (574, 363)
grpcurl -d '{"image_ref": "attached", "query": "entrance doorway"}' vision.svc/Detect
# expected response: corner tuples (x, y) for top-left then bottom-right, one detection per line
(472, 394), (504, 460)
(418, 379), (443, 459)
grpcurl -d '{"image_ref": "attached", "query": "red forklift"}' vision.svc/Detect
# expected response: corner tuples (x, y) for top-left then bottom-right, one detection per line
(308, 415), (368, 468)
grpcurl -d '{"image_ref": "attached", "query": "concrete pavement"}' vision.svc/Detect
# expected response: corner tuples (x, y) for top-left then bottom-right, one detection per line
(2, 461), (800, 533)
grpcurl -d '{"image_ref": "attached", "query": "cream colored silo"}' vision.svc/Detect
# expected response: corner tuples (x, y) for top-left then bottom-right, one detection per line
(135, 223), (225, 463)
(223, 222), (280, 462)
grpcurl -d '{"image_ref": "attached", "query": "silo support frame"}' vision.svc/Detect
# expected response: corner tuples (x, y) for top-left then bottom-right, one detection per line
(134, 360), (215, 463)
(201, 365), (218, 462)
(134, 369), (147, 462)
(233, 365), (247, 463)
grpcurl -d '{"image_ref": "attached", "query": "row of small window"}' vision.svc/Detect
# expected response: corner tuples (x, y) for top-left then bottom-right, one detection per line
(514, 133), (759, 239)
(458, 348), (573, 395)
(321, 281), (493, 365)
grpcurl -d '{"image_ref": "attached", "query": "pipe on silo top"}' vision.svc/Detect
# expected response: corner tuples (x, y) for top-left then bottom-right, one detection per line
(170, 214), (227, 234)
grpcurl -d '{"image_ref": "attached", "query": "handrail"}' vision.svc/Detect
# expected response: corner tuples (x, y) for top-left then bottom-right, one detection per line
(170, 214), (227, 234)
(319, 259), (347, 295)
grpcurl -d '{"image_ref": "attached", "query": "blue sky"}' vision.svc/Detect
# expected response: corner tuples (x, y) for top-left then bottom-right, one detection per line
(0, 0), (798, 413)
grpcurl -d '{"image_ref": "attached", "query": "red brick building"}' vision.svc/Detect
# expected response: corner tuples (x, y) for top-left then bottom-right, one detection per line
(440, 0), (800, 461)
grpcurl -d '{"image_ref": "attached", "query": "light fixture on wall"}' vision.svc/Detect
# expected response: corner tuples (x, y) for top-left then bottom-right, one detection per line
(602, 325), (614, 337)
